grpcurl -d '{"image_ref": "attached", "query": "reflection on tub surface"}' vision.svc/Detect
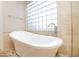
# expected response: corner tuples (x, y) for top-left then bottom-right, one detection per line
(9, 31), (63, 57)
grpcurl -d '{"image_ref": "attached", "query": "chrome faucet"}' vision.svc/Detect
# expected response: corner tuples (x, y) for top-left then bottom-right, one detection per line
(48, 23), (57, 33)
(48, 23), (55, 27)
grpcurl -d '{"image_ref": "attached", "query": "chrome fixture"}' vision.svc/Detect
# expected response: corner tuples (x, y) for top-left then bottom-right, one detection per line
(48, 23), (57, 33)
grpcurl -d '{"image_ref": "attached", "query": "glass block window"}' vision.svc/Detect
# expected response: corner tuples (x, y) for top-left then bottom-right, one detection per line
(26, 1), (57, 31)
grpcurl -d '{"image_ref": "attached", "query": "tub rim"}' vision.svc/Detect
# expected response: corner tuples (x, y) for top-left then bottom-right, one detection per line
(9, 31), (63, 48)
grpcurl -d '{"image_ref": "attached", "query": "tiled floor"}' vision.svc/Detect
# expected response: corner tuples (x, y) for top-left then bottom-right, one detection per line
(0, 54), (18, 57)
(0, 51), (61, 57)
(0, 50), (18, 57)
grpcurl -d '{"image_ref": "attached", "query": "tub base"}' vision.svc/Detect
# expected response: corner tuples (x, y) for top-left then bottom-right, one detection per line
(13, 39), (59, 57)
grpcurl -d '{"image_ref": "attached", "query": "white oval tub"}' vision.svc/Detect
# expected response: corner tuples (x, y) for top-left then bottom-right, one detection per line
(9, 31), (63, 57)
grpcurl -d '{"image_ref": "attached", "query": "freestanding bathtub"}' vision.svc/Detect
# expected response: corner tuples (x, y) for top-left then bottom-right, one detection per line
(9, 31), (63, 57)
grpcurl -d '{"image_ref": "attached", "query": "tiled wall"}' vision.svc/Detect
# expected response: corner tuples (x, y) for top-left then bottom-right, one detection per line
(2, 1), (26, 50)
(58, 1), (79, 56)
(72, 2), (79, 56)
(58, 1), (72, 56)
(0, 2), (3, 50)
(3, 1), (26, 32)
